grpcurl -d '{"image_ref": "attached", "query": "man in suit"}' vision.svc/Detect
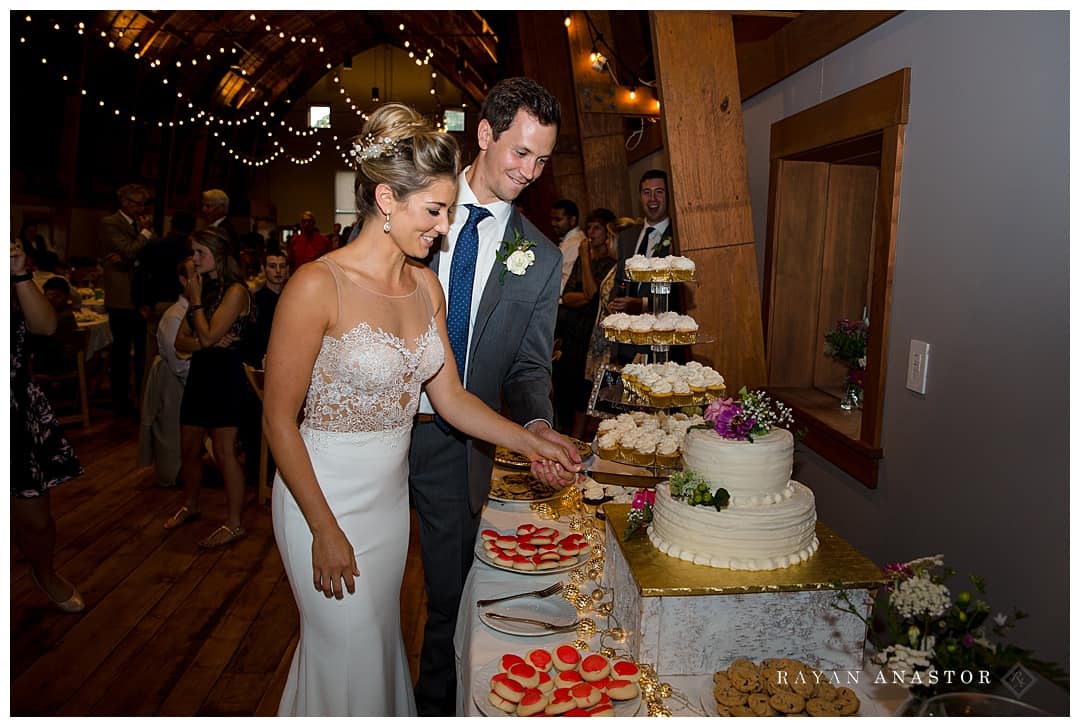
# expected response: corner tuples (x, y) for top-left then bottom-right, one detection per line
(201, 188), (240, 259)
(99, 183), (155, 415)
(609, 169), (679, 363)
(409, 77), (581, 716)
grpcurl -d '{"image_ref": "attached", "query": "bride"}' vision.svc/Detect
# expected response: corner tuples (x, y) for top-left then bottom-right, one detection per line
(262, 103), (578, 717)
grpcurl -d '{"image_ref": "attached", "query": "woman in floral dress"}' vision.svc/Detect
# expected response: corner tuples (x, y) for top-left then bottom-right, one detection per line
(10, 240), (84, 612)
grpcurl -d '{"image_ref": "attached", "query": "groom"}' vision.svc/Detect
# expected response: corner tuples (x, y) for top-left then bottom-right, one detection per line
(409, 77), (581, 716)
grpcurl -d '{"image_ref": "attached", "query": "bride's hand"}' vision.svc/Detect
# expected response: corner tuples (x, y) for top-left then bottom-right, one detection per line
(524, 423), (583, 488)
(311, 526), (360, 599)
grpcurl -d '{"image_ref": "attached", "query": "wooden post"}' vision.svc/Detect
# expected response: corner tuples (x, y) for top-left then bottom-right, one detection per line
(650, 11), (766, 391)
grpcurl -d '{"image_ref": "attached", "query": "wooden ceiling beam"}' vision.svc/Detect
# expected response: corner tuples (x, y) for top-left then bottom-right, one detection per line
(736, 10), (901, 101)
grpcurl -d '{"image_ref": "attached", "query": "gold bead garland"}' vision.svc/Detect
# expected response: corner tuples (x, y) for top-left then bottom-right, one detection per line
(546, 485), (678, 717)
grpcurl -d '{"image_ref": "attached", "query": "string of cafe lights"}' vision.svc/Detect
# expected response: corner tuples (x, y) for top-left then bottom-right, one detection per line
(19, 13), (455, 168)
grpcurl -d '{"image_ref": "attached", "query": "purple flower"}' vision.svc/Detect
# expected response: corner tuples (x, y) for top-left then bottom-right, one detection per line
(704, 397), (754, 440)
(962, 634), (975, 648)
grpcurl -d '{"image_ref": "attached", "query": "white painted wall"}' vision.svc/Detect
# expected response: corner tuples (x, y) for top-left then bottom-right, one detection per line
(741, 11), (1068, 670)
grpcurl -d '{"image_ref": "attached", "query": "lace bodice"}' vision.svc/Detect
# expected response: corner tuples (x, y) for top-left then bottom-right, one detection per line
(302, 258), (444, 433)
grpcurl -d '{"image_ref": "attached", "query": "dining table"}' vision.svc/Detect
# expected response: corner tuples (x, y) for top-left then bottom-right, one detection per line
(75, 309), (112, 359)
(452, 459), (909, 717)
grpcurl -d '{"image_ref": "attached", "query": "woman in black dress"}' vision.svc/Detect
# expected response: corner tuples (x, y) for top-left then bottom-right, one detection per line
(164, 229), (253, 548)
(553, 208), (618, 438)
(10, 240), (84, 612)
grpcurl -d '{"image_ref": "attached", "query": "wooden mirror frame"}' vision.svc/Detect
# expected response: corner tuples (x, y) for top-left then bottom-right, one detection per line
(761, 68), (909, 487)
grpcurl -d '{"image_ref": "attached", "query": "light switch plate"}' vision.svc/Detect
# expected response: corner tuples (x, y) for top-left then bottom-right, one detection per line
(906, 339), (930, 394)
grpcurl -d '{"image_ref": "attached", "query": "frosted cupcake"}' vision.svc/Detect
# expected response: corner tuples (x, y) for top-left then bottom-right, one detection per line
(596, 432), (620, 460)
(646, 256), (671, 282)
(634, 437), (657, 467)
(669, 256), (696, 282)
(652, 317), (676, 345)
(674, 315), (699, 344)
(648, 379), (673, 408)
(617, 432), (638, 462)
(611, 314), (633, 343)
(630, 315), (656, 345)
(671, 379), (693, 407)
(686, 372), (708, 402)
(625, 255), (650, 282)
(704, 371), (726, 398)
(656, 436), (681, 468)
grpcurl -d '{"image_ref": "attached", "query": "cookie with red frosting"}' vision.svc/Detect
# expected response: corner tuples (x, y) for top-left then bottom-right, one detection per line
(507, 662), (540, 689)
(544, 688), (576, 715)
(570, 682), (602, 708)
(516, 688), (549, 716)
(581, 654), (611, 682)
(605, 679), (640, 700)
(552, 644), (582, 671)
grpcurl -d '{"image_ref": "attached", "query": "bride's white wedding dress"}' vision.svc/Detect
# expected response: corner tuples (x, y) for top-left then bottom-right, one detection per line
(272, 258), (443, 717)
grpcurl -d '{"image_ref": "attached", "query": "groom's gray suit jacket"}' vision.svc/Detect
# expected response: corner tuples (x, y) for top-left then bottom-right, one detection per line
(429, 207), (560, 513)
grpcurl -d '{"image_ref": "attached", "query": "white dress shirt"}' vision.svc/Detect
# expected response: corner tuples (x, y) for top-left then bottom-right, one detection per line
(558, 226), (586, 294)
(119, 209), (154, 240)
(419, 168), (512, 414)
(635, 217), (671, 257)
(158, 296), (191, 383)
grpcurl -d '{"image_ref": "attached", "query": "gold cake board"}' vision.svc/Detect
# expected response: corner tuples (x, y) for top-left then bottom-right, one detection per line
(603, 503), (886, 595)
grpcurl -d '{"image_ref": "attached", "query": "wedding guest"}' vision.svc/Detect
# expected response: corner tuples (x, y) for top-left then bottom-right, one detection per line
(550, 198), (586, 294)
(286, 210), (331, 271)
(99, 183), (155, 415)
(262, 102), (576, 716)
(18, 221), (61, 273)
(244, 245), (288, 367)
(11, 240), (85, 613)
(164, 229), (253, 548)
(585, 215), (638, 386)
(133, 210), (196, 363)
(30, 277), (82, 377)
(609, 169), (682, 364)
(138, 257), (196, 489)
(201, 188), (240, 258)
(553, 207), (617, 437)
(408, 76), (580, 717)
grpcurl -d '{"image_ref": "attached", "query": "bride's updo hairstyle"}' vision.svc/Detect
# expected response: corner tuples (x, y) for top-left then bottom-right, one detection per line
(352, 103), (461, 223)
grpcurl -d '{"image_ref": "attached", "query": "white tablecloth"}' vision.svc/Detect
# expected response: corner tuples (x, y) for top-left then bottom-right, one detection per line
(452, 474), (907, 717)
(76, 313), (112, 359)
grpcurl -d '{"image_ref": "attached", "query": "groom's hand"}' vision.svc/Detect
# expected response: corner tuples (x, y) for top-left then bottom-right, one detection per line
(526, 421), (583, 488)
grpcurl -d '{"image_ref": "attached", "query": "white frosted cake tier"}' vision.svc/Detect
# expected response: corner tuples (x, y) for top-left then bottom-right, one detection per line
(648, 481), (819, 571)
(680, 427), (794, 504)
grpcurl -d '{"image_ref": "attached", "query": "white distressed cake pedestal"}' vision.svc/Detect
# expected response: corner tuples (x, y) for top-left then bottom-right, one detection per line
(602, 504), (885, 677)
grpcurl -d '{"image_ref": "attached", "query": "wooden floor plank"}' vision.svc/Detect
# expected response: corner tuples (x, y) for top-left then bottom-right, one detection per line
(10, 409), (431, 716)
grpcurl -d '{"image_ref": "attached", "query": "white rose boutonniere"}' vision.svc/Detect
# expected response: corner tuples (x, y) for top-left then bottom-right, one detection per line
(495, 230), (536, 283)
(655, 231), (674, 255)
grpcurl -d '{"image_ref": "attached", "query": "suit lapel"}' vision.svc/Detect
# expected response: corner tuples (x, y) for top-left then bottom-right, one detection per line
(468, 210), (517, 357)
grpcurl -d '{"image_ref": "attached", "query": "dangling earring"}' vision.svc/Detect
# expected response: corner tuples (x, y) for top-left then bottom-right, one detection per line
(383, 210), (391, 234)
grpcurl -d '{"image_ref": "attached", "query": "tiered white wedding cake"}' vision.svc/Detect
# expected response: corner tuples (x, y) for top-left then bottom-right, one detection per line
(647, 394), (819, 571)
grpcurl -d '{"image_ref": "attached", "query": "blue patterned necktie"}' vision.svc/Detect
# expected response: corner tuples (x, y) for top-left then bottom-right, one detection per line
(446, 203), (492, 384)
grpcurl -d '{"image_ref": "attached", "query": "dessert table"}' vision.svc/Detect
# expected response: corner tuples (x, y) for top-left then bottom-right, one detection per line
(452, 463), (905, 717)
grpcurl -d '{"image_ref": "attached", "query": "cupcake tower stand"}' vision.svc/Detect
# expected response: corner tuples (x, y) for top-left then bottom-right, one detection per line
(588, 276), (718, 478)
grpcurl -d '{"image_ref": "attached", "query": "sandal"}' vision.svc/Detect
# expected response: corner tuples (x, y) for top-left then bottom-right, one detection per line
(163, 505), (201, 530)
(198, 524), (246, 549)
(31, 571), (85, 613)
